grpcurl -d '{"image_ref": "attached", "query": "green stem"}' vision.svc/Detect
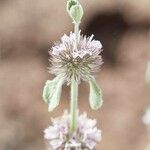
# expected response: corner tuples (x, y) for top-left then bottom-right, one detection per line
(70, 76), (78, 132)
(74, 22), (79, 51)
(69, 19), (80, 133)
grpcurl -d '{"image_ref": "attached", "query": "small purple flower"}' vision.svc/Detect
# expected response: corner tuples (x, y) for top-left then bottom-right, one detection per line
(44, 111), (102, 150)
(49, 32), (103, 84)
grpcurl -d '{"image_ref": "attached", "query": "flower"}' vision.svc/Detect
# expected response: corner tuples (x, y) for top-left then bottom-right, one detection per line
(142, 108), (150, 126)
(44, 111), (102, 150)
(49, 32), (103, 84)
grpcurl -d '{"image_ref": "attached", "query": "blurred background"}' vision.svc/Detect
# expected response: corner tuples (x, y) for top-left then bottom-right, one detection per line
(0, 0), (150, 150)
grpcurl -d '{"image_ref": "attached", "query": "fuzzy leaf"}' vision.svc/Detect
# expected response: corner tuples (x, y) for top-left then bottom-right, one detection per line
(42, 75), (64, 112)
(145, 61), (150, 83)
(67, 0), (77, 12)
(70, 4), (83, 23)
(89, 77), (103, 110)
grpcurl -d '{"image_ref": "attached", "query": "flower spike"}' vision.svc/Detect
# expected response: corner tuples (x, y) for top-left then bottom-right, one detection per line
(42, 0), (104, 149)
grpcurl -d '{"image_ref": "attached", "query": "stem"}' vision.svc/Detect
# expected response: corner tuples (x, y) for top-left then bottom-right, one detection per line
(74, 22), (80, 51)
(70, 76), (78, 132)
(69, 21), (80, 133)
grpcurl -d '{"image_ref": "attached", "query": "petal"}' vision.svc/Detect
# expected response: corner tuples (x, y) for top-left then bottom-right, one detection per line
(44, 126), (59, 140)
(50, 139), (63, 149)
(85, 139), (96, 149)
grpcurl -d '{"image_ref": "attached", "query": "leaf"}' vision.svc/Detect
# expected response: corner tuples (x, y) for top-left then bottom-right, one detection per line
(67, 0), (77, 12)
(145, 61), (150, 83)
(88, 76), (103, 110)
(42, 75), (64, 112)
(70, 4), (83, 23)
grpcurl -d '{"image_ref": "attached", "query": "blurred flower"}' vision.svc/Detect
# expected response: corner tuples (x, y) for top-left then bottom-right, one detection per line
(142, 108), (150, 125)
(44, 111), (102, 150)
(49, 32), (103, 84)
(145, 61), (150, 83)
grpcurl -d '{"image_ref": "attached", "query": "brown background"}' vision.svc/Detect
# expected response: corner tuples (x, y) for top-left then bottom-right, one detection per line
(0, 0), (150, 150)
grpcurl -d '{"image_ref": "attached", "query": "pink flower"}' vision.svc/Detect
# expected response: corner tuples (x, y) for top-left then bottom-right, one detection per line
(44, 111), (102, 150)
(49, 32), (103, 84)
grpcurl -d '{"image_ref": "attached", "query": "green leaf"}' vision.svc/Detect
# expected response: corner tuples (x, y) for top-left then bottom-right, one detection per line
(67, 0), (77, 12)
(69, 4), (83, 23)
(88, 77), (103, 110)
(145, 61), (150, 83)
(42, 75), (64, 112)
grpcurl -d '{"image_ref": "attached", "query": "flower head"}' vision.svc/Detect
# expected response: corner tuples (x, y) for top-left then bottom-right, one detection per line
(44, 111), (102, 150)
(49, 32), (103, 84)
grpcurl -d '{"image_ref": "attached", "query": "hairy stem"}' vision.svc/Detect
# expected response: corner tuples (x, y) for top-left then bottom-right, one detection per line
(70, 76), (78, 132)
(74, 22), (79, 51)
(69, 21), (80, 132)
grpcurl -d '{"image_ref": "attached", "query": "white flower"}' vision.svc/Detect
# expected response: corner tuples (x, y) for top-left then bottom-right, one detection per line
(49, 32), (103, 84)
(143, 108), (150, 125)
(44, 111), (102, 150)
(83, 128), (101, 149)
(44, 126), (59, 139)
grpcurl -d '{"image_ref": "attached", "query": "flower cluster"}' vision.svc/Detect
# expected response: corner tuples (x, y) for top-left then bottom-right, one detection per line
(44, 111), (102, 150)
(49, 32), (103, 84)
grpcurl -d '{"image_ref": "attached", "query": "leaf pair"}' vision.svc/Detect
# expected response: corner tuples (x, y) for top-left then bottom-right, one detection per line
(42, 75), (103, 111)
(88, 77), (103, 110)
(42, 75), (64, 112)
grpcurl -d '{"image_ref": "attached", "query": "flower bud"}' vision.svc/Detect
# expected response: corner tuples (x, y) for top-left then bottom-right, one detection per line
(67, 0), (77, 12)
(67, 0), (83, 23)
